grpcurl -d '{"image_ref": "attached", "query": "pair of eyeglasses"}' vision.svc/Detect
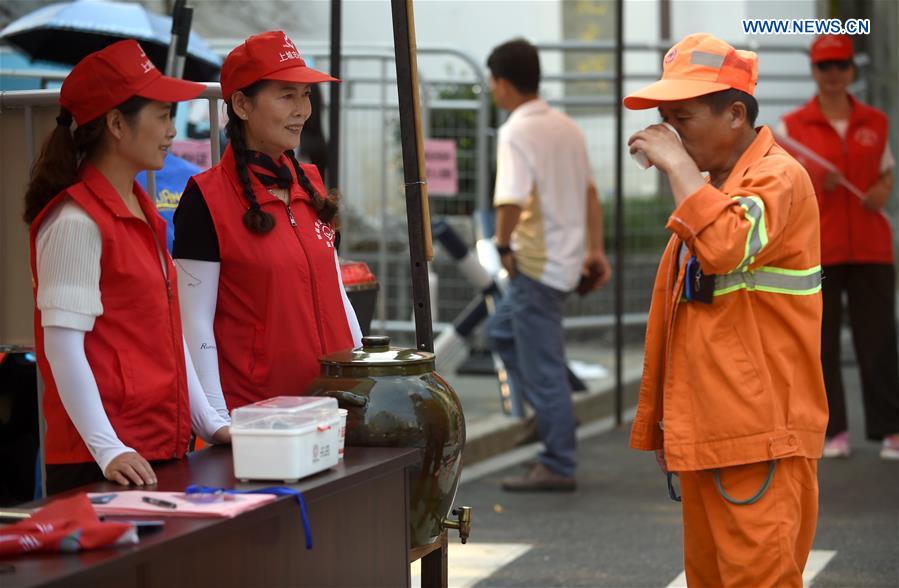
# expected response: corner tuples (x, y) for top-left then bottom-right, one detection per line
(815, 60), (852, 72)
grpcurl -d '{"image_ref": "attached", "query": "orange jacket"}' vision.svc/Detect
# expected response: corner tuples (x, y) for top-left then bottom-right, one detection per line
(630, 126), (828, 472)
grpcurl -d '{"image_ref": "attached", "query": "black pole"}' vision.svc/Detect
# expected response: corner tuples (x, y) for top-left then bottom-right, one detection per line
(327, 0), (341, 189)
(614, 0), (625, 427)
(391, 0), (434, 352)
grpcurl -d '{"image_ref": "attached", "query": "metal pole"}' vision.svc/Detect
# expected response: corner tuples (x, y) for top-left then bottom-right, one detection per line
(391, 0), (435, 352)
(209, 97), (221, 165)
(24, 105), (46, 498)
(328, 0), (342, 189)
(173, 6), (192, 80)
(165, 0), (186, 76)
(378, 57), (389, 333)
(147, 170), (157, 202)
(614, 0), (625, 426)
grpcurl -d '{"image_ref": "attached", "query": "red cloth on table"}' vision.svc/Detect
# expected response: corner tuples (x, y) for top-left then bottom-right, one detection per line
(0, 493), (137, 557)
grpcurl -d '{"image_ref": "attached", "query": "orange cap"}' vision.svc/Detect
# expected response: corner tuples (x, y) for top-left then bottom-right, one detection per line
(624, 33), (758, 110)
(809, 35), (854, 63)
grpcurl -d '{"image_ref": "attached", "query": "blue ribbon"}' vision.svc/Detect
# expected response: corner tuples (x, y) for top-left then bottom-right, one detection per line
(184, 485), (313, 549)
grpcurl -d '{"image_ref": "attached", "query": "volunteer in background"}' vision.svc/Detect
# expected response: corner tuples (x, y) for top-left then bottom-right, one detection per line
(779, 34), (899, 460)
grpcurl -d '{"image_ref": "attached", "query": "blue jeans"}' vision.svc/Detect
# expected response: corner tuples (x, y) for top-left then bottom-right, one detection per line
(486, 274), (576, 477)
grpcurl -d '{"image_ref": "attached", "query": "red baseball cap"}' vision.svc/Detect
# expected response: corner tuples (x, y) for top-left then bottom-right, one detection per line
(220, 30), (339, 101)
(59, 40), (205, 126)
(810, 35), (854, 63)
(624, 33), (758, 110)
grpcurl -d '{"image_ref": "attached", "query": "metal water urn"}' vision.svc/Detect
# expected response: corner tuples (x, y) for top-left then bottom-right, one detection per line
(307, 335), (471, 547)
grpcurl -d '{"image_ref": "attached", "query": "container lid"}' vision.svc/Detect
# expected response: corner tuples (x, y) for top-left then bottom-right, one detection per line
(318, 336), (434, 369)
(231, 396), (338, 429)
(340, 260), (378, 286)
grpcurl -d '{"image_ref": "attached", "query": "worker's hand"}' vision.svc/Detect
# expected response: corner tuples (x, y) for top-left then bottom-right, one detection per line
(500, 252), (518, 279)
(655, 449), (670, 475)
(581, 250), (612, 291)
(627, 124), (692, 175)
(863, 179), (891, 212)
(823, 171), (842, 192)
(211, 425), (231, 445)
(105, 451), (157, 486)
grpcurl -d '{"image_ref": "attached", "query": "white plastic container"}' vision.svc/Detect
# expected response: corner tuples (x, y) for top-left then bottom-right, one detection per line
(337, 408), (348, 461)
(231, 396), (340, 482)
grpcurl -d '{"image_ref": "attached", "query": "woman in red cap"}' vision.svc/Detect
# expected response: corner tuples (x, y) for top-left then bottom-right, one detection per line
(780, 34), (899, 460)
(173, 31), (361, 417)
(24, 40), (230, 494)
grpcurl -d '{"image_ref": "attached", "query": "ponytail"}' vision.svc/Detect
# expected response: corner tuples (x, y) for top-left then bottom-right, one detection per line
(23, 108), (84, 224)
(225, 96), (276, 234)
(23, 97), (153, 225)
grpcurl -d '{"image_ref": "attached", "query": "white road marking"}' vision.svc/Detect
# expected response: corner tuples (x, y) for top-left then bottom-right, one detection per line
(411, 542), (532, 588)
(664, 549), (838, 587)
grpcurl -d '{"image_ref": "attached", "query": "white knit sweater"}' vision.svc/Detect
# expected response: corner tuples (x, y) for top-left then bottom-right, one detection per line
(35, 199), (227, 474)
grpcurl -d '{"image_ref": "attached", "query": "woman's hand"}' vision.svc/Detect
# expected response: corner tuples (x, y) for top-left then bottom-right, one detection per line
(863, 174), (892, 212)
(823, 171), (842, 192)
(104, 451), (157, 486)
(211, 425), (231, 445)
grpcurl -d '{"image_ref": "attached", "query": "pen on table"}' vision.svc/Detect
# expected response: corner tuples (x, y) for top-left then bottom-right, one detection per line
(142, 496), (178, 509)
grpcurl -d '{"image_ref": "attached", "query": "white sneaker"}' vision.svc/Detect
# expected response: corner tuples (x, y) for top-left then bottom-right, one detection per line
(880, 434), (899, 460)
(822, 431), (851, 458)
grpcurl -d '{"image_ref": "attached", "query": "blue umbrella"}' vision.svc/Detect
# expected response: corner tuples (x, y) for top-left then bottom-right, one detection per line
(136, 153), (201, 252)
(0, 0), (221, 81)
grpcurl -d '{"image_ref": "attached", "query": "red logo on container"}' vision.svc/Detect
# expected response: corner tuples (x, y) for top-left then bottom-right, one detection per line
(665, 49), (678, 64)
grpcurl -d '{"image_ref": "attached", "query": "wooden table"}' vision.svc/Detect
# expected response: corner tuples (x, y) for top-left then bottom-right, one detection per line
(2, 445), (420, 587)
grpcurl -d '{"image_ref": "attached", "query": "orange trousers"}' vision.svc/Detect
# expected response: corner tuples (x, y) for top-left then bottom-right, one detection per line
(678, 457), (819, 588)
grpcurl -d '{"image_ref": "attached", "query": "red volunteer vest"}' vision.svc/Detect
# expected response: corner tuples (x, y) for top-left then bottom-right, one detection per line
(189, 147), (354, 409)
(782, 94), (892, 265)
(30, 164), (191, 465)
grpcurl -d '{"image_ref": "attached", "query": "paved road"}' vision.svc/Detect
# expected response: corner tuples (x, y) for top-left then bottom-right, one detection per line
(444, 366), (899, 587)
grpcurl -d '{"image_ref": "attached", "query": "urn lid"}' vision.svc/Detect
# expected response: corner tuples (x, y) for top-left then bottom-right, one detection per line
(318, 336), (434, 373)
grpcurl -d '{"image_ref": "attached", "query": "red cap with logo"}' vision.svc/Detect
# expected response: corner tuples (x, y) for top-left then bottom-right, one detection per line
(59, 39), (205, 126)
(810, 35), (854, 63)
(220, 30), (339, 101)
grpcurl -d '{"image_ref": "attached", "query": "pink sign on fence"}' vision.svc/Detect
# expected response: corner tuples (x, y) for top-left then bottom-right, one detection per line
(171, 139), (213, 170)
(424, 139), (458, 197)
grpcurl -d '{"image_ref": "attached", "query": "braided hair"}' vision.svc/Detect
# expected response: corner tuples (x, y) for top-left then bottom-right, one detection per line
(284, 149), (339, 225)
(226, 81), (340, 234)
(225, 82), (275, 234)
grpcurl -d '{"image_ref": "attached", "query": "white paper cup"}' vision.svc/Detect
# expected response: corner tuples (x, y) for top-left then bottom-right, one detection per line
(337, 408), (348, 461)
(632, 122), (682, 169)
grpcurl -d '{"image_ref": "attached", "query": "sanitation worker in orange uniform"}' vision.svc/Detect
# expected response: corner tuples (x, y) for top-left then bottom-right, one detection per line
(624, 33), (828, 587)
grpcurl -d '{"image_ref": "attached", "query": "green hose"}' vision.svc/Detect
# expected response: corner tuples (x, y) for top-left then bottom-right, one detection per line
(713, 460), (777, 505)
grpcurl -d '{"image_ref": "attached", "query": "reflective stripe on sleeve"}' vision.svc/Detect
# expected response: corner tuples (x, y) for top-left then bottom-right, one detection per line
(713, 265), (822, 297)
(732, 196), (768, 272)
